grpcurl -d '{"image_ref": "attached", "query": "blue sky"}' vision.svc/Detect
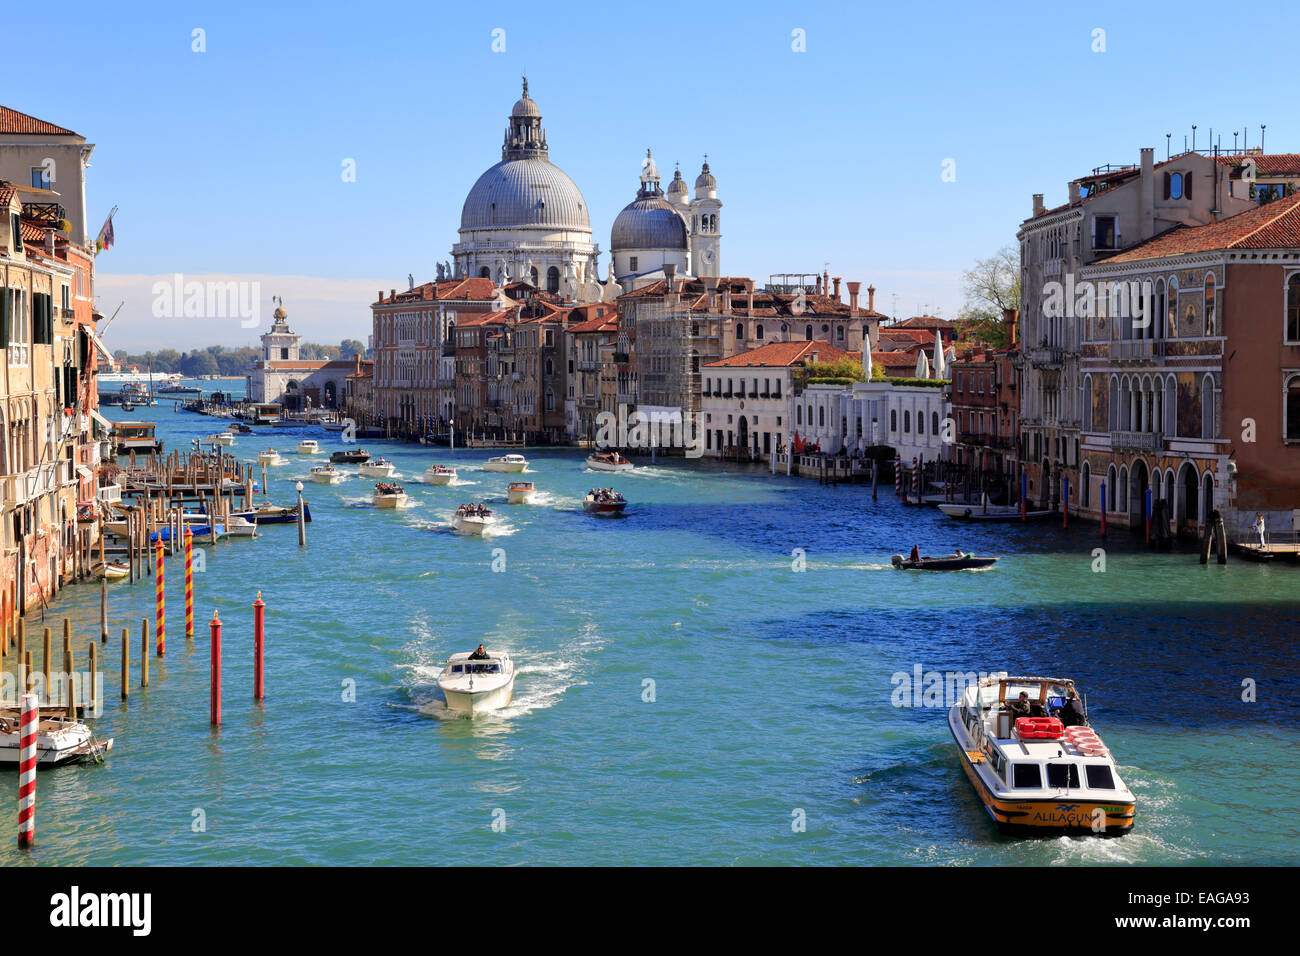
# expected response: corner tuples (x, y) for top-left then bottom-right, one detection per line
(7, 0), (1296, 351)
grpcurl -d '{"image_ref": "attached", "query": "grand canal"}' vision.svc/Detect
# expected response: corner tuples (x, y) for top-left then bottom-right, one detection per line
(4, 392), (1299, 865)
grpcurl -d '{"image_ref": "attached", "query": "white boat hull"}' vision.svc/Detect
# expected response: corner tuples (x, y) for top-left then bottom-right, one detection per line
(0, 721), (113, 767)
(482, 461), (527, 473)
(586, 458), (633, 472)
(425, 471), (456, 485)
(309, 472), (343, 485)
(360, 463), (396, 478)
(507, 488), (536, 504)
(438, 676), (515, 715)
(259, 453), (284, 467)
(374, 494), (407, 509)
(453, 515), (496, 534)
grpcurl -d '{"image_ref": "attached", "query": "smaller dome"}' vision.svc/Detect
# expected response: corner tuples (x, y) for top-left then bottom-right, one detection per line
(512, 77), (540, 117)
(611, 196), (688, 252)
(666, 167), (688, 203)
(695, 160), (716, 192)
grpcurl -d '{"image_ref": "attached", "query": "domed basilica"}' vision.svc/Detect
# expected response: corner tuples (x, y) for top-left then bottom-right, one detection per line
(450, 80), (721, 295)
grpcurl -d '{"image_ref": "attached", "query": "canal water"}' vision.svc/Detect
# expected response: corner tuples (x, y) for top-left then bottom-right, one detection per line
(4, 388), (1299, 865)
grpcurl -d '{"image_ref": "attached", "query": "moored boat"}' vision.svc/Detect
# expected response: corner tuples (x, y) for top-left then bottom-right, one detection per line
(0, 709), (113, 767)
(891, 549), (998, 571)
(507, 481), (536, 504)
(93, 560), (129, 581)
(583, 489), (627, 517)
(231, 502), (311, 525)
(358, 457), (396, 478)
(309, 463), (344, 485)
(453, 503), (496, 534)
(296, 439), (321, 455)
(424, 464), (457, 485)
(585, 450), (633, 472)
(949, 673), (1135, 836)
(225, 515), (259, 537)
(482, 454), (527, 473)
(373, 482), (407, 508)
(437, 650), (515, 715)
(938, 501), (1055, 522)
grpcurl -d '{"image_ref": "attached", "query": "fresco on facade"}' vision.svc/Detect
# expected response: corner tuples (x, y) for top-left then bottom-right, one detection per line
(1092, 374), (1108, 431)
(1176, 371), (1201, 438)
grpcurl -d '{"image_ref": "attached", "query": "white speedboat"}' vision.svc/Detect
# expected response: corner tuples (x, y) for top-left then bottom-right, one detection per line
(482, 454), (527, 473)
(93, 560), (129, 581)
(938, 501), (1055, 522)
(309, 463), (343, 485)
(586, 451), (633, 472)
(424, 464), (457, 485)
(359, 457), (396, 478)
(453, 504), (497, 534)
(296, 439), (321, 455)
(259, 448), (284, 466)
(0, 710), (113, 767)
(949, 673), (1136, 836)
(507, 481), (536, 504)
(437, 651), (515, 715)
(225, 515), (259, 537)
(373, 482), (407, 508)
(208, 432), (236, 447)
(583, 491), (627, 517)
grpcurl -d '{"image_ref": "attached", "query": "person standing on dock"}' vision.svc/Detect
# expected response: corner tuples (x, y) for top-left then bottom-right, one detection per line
(1252, 512), (1267, 549)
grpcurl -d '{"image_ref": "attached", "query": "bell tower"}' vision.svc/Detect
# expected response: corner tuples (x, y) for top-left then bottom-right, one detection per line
(689, 157), (722, 277)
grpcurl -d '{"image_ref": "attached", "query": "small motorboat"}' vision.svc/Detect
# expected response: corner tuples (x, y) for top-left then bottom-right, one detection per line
(891, 550), (998, 571)
(225, 515), (258, 538)
(208, 432), (236, 447)
(330, 448), (370, 464)
(259, 449), (285, 467)
(583, 490), (627, 517)
(453, 504), (496, 534)
(586, 450), (633, 472)
(231, 502), (311, 525)
(938, 500), (1054, 522)
(93, 560), (129, 581)
(507, 481), (536, 504)
(359, 457), (396, 478)
(437, 651), (516, 715)
(309, 464), (344, 485)
(424, 464), (457, 485)
(0, 709), (113, 767)
(482, 454), (527, 473)
(949, 673), (1135, 836)
(296, 439), (321, 455)
(373, 482), (407, 508)
(227, 422), (253, 434)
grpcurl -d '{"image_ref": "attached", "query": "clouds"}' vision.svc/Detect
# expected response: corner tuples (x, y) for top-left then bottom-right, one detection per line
(94, 272), (389, 352)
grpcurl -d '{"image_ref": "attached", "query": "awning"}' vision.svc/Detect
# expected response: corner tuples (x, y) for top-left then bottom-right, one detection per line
(77, 465), (93, 481)
(88, 330), (117, 371)
(90, 408), (113, 432)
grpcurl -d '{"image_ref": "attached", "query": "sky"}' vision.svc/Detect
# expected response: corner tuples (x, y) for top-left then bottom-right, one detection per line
(6, 0), (1297, 353)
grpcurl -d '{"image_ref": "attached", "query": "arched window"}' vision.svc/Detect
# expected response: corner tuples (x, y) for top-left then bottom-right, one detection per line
(479, 267), (490, 279)
(1287, 274), (1300, 343)
(903, 410), (911, 433)
(545, 388), (554, 411)
(756, 324), (764, 339)
(546, 267), (560, 293)
(530, 267), (539, 287)
(545, 358), (553, 376)
(1170, 172), (1184, 199)
(932, 411), (939, 434)
(836, 326), (845, 340)
(736, 323), (744, 340)
(890, 409), (897, 432)
(1204, 274), (1216, 336)
(917, 411), (925, 435)
(1080, 461), (1091, 508)
(797, 405), (803, 425)
(1167, 276), (1178, 337)
(805, 325), (813, 341)
(1287, 374), (1300, 441)
(1201, 374), (1216, 439)
(818, 406), (825, 427)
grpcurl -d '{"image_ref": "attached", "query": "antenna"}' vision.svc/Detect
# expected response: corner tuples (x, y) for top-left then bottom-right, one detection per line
(1192, 125), (1197, 152)
(1166, 133), (1171, 160)
(1261, 124), (1267, 152)
(1234, 131), (1238, 151)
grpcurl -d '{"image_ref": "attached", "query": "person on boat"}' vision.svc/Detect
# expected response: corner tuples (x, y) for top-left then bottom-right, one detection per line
(909, 545), (921, 563)
(1059, 689), (1086, 727)
(469, 643), (489, 660)
(953, 548), (966, 558)
(1009, 691), (1033, 720)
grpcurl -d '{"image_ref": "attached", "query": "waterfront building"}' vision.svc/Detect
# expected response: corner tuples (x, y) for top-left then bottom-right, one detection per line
(1016, 147), (1300, 515)
(0, 105), (96, 248)
(564, 304), (619, 442)
(1075, 191), (1300, 536)
(948, 309), (1022, 491)
(245, 301), (359, 411)
(342, 355), (374, 427)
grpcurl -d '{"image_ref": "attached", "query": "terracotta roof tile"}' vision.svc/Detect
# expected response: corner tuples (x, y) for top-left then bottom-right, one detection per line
(706, 340), (853, 368)
(0, 105), (77, 136)
(1106, 192), (1300, 262)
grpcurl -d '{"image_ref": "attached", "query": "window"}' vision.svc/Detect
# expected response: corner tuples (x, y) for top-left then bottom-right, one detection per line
(1093, 216), (1117, 250)
(932, 411), (939, 434)
(1204, 275), (1216, 336)
(797, 405), (802, 425)
(736, 323), (744, 340)
(890, 409), (897, 432)
(1167, 276), (1178, 337)
(1287, 375), (1300, 442)
(756, 324), (764, 339)
(805, 325), (812, 341)
(1169, 171), (1183, 200)
(1084, 764), (1115, 790)
(817, 406), (824, 427)
(1046, 763), (1081, 789)
(629, 256), (638, 272)
(1012, 763), (1042, 789)
(903, 410), (911, 433)
(1287, 275), (1300, 342)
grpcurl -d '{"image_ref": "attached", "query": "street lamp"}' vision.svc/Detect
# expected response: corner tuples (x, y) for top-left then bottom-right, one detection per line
(295, 481), (305, 547)
(449, 419), (455, 453)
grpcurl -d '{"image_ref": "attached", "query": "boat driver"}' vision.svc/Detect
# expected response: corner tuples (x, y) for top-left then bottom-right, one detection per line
(1059, 689), (1085, 727)
(1008, 691), (1033, 720)
(469, 643), (489, 660)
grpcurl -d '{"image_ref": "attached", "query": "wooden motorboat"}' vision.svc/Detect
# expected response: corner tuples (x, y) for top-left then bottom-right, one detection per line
(424, 464), (457, 485)
(373, 483), (407, 508)
(232, 502), (312, 525)
(330, 448), (370, 464)
(949, 673), (1135, 836)
(308, 464), (344, 485)
(583, 491), (627, 517)
(891, 550), (998, 571)
(0, 709), (113, 767)
(296, 439), (321, 455)
(938, 502), (1055, 522)
(482, 454), (527, 473)
(358, 457), (396, 478)
(225, 515), (258, 537)
(437, 651), (515, 715)
(453, 504), (496, 534)
(586, 451), (633, 472)
(93, 560), (129, 581)
(507, 481), (536, 504)
(258, 448), (285, 466)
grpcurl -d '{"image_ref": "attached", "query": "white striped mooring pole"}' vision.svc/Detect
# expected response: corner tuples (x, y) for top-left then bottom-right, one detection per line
(17, 691), (37, 847)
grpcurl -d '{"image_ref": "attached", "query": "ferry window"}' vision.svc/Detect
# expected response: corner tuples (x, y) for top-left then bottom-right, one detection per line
(1046, 763), (1080, 788)
(1085, 764), (1115, 790)
(1011, 764), (1042, 789)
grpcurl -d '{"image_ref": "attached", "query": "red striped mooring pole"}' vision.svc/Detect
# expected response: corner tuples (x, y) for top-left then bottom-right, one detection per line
(184, 528), (194, 638)
(911, 456), (919, 501)
(210, 610), (222, 726)
(894, 456), (901, 496)
(155, 538), (165, 657)
(253, 592), (265, 702)
(17, 691), (37, 847)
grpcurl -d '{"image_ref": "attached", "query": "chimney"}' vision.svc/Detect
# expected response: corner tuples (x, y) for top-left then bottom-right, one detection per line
(1068, 181), (1080, 204)
(1032, 193), (1045, 217)
(1139, 147), (1155, 240)
(846, 281), (861, 316)
(867, 285), (876, 313)
(663, 262), (677, 289)
(814, 275), (822, 294)
(823, 269), (830, 296)
(832, 276), (841, 300)
(390, 289), (396, 300)
(1002, 307), (1019, 347)
(377, 290), (383, 303)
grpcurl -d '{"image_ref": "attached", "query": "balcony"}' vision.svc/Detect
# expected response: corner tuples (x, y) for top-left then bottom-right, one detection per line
(1026, 346), (1064, 368)
(1111, 430), (1162, 452)
(578, 359), (599, 371)
(1111, 339), (1161, 363)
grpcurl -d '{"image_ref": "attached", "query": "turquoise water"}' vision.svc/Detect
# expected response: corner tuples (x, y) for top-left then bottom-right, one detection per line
(4, 393), (1300, 865)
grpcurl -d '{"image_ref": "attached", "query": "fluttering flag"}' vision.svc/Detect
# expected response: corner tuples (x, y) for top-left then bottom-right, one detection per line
(95, 206), (117, 254)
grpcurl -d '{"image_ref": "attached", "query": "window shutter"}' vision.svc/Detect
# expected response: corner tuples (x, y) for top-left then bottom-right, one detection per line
(1, 288), (9, 347)
(1185, 172), (1193, 199)
(1163, 172), (1171, 200)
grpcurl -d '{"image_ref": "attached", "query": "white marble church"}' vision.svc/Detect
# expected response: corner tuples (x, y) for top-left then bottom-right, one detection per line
(245, 299), (358, 410)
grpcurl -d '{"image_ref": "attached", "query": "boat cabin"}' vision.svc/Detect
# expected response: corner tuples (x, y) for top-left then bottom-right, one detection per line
(447, 660), (505, 676)
(110, 421), (162, 455)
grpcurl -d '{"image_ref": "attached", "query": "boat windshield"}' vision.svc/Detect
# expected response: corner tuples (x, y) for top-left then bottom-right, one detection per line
(451, 662), (502, 675)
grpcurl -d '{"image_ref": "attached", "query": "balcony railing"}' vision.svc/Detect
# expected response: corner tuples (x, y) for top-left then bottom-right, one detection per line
(1111, 339), (1161, 362)
(1026, 346), (1064, 367)
(1111, 430), (1162, 452)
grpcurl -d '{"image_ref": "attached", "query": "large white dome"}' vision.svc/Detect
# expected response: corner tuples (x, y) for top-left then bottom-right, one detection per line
(460, 158), (591, 232)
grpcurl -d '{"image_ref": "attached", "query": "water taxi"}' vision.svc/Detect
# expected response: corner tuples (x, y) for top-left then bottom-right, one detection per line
(424, 464), (457, 485)
(232, 502), (311, 525)
(437, 651), (515, 715)
(482, 454), (528, 473)
(949, 673), (1136, 836)
(208, 431), (236, 447)
(507, 481), (537, 504)
(296, 439), (321, 455)
(891, 549), (998, 571)
(453, 504), (496, 534)
(308, 464), (344, 485)
(330, 448), (369, 464)
(258, 448), (285, 467)
(586, 450), (633, 472)
(110, 421), (163, 456)
(0, 709), (113, 767)
(373, 482), (407, 508)
(583, 489), (627, 517)
(359, 457), (396, 478)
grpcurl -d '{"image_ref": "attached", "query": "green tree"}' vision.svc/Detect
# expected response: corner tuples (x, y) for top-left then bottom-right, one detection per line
(340, 338), (366, 359)
(957, 245), (1020, 348)
(180, 350), (220, 377)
